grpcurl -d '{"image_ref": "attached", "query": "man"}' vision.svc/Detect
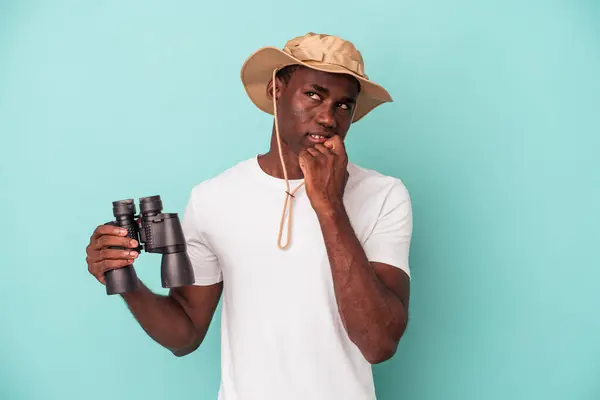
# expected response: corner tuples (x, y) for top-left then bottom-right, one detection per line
(85, 32), (413, 400)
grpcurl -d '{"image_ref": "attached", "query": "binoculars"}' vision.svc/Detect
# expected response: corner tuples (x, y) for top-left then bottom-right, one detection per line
(103, 195), (195, 295)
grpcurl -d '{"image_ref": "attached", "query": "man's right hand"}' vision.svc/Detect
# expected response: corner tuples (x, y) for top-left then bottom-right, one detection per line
(84, 224), (223, 357)
(86, 224), (140, 285)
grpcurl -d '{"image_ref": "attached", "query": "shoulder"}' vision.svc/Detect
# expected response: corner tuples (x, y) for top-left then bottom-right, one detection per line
(347, 162), (411, 202)
(188, 157), (256, 199)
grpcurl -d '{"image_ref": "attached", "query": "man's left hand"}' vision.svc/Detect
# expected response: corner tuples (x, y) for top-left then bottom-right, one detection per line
(299, 135), (349, 215)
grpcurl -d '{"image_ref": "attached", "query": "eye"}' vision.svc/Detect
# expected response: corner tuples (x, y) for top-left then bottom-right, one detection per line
(338, 103), (349, 110)
(306, 92), (321, 100)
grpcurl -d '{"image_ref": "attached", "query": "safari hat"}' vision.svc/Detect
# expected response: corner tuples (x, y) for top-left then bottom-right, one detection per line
(240, 32), (393, 123)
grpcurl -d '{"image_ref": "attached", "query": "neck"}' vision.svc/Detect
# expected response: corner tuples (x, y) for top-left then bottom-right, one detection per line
(257, 126), (304, 180)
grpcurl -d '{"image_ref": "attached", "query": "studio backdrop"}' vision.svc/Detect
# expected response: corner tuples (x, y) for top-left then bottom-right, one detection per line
(1, 1), (599, 399)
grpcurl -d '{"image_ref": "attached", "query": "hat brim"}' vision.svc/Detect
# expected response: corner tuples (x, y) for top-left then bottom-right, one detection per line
(240, 46), (393, 123)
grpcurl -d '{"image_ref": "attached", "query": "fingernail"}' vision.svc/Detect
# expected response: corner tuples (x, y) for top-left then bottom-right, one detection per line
(130, 240), (138, 246)
(130, 251), (138, 257)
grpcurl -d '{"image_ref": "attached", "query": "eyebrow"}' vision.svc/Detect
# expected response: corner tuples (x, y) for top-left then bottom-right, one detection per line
(310, 84), (356, 104)
(311, 84), (329, 95)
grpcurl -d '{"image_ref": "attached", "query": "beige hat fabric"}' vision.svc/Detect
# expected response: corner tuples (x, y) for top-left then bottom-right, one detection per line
(240, 32), (393, 123)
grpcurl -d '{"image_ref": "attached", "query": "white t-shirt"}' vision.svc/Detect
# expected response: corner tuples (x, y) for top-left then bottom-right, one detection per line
(181, 155), (412, 400)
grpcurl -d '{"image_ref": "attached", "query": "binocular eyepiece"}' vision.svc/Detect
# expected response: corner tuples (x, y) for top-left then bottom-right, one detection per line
(104, 195), (195, 295)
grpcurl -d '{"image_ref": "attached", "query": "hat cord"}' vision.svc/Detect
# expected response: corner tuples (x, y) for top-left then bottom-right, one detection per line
(270, 68), (357, 250)
(272, 68), (305, 250)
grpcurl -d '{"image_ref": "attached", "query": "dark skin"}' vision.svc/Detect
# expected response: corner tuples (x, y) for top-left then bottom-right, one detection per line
(85, 66), (409, 363)
(85, 227), (222, 356)
(261, 66), (410, 363)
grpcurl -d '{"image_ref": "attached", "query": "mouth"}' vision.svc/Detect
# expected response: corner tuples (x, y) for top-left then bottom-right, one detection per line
(306, 133), (332, 145)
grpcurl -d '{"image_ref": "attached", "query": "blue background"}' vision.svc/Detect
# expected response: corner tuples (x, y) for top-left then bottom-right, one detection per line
(1, 1), (599, 399)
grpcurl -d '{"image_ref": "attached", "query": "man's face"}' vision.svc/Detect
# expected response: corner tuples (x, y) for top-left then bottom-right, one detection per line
(272, 66), (360, 155)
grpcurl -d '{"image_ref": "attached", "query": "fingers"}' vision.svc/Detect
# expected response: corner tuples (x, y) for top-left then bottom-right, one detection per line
(299, 149), (308, 170)
(91, 224), (128, 240)
(306, 147), (321, 157)
(323, 135), (344, 155)
(301, 143), (337, 172)
(300, 140), (345, 175)
(93, 235), (138, 251)
(93, 258), (134, 272)
(313, 143), (334, 156)
(89, 258), (135, 284)
(86, 247), (138, 283)
(88, 248), (139, 263)
(87, 223), (139, 285)
(299, 149), (315, 175)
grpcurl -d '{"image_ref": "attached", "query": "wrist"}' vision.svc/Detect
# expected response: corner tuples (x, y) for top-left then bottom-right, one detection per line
(315, 201), (347, 220)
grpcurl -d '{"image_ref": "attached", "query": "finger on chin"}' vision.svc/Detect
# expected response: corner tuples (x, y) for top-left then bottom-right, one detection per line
(306, 147), (321, 157)
(314, 143), (332, 155)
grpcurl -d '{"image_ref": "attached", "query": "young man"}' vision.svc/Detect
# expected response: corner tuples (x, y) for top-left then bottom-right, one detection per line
(85, 32), (413, 400)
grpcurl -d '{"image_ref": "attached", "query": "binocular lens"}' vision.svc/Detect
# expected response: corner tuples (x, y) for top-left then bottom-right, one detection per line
(112, 199), (136, 217)
(140, 195), (163, 214)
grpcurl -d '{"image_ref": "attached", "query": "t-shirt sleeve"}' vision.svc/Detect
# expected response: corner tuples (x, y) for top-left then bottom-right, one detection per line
(362, 179), (413, 278)
(181, 188), (223, 285)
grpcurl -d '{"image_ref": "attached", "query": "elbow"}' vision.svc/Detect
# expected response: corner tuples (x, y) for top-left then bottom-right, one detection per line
(169, 343), (200, 357)
(171, 349), (189, 357)
(364, 339), (398, 364)
(363, 322), (407, 364)
(365, 314), (409, 364)
(170, 344), (198, 357)
(169, 333), (204, 358)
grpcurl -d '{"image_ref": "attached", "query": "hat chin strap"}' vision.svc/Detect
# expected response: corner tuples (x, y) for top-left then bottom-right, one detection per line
(271, 68), (357, 250)
(272, 68), (305, 250)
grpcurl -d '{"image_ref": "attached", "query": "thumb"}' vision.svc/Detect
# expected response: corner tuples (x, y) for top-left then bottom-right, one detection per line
(299, 152), (310, 177)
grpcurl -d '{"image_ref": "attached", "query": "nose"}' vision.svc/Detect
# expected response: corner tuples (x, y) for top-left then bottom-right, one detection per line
(315, 105), (336, 130)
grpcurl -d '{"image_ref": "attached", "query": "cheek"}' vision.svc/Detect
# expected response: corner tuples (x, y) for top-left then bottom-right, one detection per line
(290, 101), (315, 125)
(278, 104), (306, 141)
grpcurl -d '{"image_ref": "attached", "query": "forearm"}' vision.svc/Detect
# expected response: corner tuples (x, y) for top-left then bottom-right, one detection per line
(120, 280), (198, 355)
(317, 207), (408, 363)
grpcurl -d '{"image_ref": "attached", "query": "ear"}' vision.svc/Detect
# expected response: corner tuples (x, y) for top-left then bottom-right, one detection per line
(266, 76), (285, 101)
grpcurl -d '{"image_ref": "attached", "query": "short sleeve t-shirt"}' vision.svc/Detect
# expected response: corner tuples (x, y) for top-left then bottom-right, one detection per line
(181, 155), (413, 400)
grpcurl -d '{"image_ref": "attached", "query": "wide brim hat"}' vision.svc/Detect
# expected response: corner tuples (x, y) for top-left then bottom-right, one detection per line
(240, 33), (393, 123)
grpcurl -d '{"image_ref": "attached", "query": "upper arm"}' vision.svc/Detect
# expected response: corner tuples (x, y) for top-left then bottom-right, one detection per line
(169, 282), (223, 355)
(170, 187), (224, 355)
(171, 282), (223, 331)
(363, 179), (413, 279)
(363, 179), (413, 313)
